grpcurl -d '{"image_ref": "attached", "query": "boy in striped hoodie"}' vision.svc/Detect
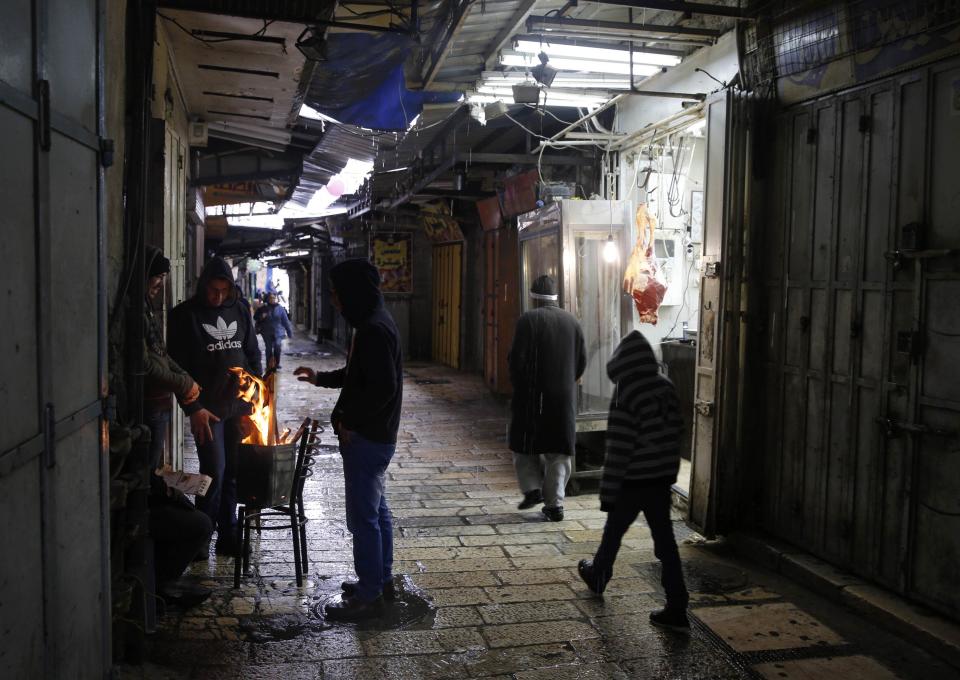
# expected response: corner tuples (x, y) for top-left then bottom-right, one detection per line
(578, 330), (689, 631)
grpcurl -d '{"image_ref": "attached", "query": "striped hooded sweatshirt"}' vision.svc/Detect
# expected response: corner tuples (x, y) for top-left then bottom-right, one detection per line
(599, 330), (683, 511)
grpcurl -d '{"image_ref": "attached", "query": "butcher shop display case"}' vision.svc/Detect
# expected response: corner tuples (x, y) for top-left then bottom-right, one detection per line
(516, 199), (634, 435)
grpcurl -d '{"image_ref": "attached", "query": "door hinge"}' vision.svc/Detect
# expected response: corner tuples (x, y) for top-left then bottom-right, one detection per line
(37, 79), (51, 151)
(43, 403), (56, 468)
(695, 399), (714, 417)
(703, 261), (721, 278)
(877, 417), (955, 438)
(99, 138), (115, 168)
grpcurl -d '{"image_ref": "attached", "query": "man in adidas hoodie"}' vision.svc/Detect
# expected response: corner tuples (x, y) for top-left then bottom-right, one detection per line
(577, 330), (690, 631)
(168, 257), (262, 557)
(294, 258), (402, 622)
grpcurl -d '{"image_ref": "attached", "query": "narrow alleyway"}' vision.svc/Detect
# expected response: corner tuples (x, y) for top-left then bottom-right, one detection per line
(121, 332), (957, 680)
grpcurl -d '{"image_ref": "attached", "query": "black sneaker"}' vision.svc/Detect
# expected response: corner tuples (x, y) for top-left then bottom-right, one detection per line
(649, 607), (690, 632)
(517, 490), (543, 510)
(577, 559), (610, 595)
(341, 580), (396, 601)
(541, 505), (564, 522)
(159, 583), (212, 610)
(324, 595), (385, 622)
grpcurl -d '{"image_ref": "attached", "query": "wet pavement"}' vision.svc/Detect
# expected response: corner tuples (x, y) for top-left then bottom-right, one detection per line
(118, 332), (958, 679)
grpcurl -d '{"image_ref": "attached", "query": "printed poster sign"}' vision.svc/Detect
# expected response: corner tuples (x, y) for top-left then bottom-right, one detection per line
(371, 232), (412, 294)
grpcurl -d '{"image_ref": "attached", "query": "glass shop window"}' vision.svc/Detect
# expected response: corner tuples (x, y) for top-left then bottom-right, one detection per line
(574, 234), (621, 415)
(520, 232), (560, 313)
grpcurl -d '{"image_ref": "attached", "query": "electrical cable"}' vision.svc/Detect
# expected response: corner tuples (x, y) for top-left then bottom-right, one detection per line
(662, 256), (696, 340)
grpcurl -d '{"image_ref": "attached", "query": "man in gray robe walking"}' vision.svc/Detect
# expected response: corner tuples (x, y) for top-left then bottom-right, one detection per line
(508, 275), (587, 521)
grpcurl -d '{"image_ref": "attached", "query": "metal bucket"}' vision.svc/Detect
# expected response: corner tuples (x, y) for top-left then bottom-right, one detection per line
(237, 442), (297, 507)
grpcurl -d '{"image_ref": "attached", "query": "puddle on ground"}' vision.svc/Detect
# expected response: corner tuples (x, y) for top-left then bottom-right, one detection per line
(638, 558), (749, 595)
(238, 575), (436, 642)
(312, 444), (340, 456)
(412, 378), (452, 385)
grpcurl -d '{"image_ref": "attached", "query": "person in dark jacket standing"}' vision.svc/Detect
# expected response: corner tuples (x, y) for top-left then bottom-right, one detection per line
(254, 292), (294, 369)
(508, 275), (586, 522)
(168, 257), (262, 557)
(294, 258), (402, 621)
(577, 330), (689, 631)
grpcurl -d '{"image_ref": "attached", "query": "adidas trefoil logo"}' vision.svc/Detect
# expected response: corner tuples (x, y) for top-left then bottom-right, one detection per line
(203, 316), (242, 351)
(203, 316), (237, 341)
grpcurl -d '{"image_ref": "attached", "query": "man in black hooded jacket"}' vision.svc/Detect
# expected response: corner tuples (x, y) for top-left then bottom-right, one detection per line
(168, 257), (261, 557)
(295, 258), (402, 621)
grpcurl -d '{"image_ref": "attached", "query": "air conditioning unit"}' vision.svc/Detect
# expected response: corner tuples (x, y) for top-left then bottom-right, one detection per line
(188, 121), (208, 147)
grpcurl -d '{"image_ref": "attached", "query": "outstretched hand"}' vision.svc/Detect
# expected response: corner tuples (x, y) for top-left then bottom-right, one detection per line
(189, 408), (220, 446)
(294, 366), (316, 384)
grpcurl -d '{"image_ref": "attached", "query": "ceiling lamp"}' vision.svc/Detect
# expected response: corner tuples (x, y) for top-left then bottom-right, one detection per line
(530, 51), (558, 87)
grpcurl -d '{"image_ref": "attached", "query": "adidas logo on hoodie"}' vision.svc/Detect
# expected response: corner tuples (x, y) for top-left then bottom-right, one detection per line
(203, 316), (243, 351)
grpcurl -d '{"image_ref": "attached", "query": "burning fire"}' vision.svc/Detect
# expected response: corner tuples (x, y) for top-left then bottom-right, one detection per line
(229, 367), (278, 445)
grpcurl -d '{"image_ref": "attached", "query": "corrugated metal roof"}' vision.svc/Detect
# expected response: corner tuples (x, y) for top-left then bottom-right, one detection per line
(287, 123), (398, 209)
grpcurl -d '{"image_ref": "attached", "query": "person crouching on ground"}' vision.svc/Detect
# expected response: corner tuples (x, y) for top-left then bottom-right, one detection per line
(254, 292), (294, 370)
(294, 258), (403, 622)
(507, 275), (586, 521)
(577, 330), (690, 631)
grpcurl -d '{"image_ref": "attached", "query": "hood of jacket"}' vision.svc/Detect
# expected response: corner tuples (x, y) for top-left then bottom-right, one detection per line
(606, 330), (658, 383)
(195, 257), (238, 306)
(330, 258), (382, 326)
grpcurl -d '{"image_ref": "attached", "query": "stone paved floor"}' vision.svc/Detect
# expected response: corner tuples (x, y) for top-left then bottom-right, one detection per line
(120, 333), (958, 680)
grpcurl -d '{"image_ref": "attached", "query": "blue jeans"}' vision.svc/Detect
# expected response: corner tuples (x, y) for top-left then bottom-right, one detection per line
(263, 336), (283, 368)
(195, 417), (242, 537)
(341, 432), (395, 601)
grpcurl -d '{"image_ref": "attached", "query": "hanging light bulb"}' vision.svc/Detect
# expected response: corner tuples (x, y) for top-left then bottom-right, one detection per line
(603, 234), (619, 263)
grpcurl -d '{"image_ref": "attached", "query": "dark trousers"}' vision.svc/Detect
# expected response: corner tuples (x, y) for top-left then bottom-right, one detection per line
(150, 498), (213, 583)
(341, 432), (395, 601)
(263, 336), (283, 368)
(594, 480), (688, 610)
(196, 417), (242, 536)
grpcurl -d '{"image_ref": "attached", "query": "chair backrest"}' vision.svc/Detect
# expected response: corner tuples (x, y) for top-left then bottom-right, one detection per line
(287, 418), (322, 507)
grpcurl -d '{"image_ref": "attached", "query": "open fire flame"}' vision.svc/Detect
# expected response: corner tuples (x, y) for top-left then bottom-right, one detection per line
(228, 366), (278, 445)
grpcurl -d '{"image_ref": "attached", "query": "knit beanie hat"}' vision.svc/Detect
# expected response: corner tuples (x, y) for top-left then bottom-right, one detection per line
(146, 245), (170, 279)
(530, 274), (558, 301)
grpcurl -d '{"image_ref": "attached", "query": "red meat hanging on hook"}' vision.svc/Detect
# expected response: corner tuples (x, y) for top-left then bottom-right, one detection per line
(622, 204), (667, 324)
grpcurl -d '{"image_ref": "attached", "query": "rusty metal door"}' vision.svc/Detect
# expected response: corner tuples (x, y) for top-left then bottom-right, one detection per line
(688, 90), (753, 536)
(758, 57), (960, 618)
(0, 0), (109, 676)
(432, 242), (462, 368)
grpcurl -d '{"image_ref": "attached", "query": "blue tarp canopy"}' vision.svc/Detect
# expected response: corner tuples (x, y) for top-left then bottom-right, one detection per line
(306, 33), (462, 131)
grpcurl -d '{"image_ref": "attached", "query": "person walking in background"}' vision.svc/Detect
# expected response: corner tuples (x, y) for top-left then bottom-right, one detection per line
(507, 274), (586, 522)
(168, 257), (262, 558)
(577, 330), (689, 631)
(255, 292), (294, 370)
(294, 259), (402, 622)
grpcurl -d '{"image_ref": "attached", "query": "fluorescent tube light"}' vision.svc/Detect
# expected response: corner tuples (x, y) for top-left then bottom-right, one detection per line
(500, 52), (660, 77)
(515, 40), (681, 67)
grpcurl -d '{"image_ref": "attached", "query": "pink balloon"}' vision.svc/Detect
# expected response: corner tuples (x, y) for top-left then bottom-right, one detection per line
(326, 177), (345, 197)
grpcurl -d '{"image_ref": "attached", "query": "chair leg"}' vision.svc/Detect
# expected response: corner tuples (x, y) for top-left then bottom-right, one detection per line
(234, 506), (245, 589)
(298, 499), (309, 574)
(242, 510), (252, 574)
(290, 510), (303, 587)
